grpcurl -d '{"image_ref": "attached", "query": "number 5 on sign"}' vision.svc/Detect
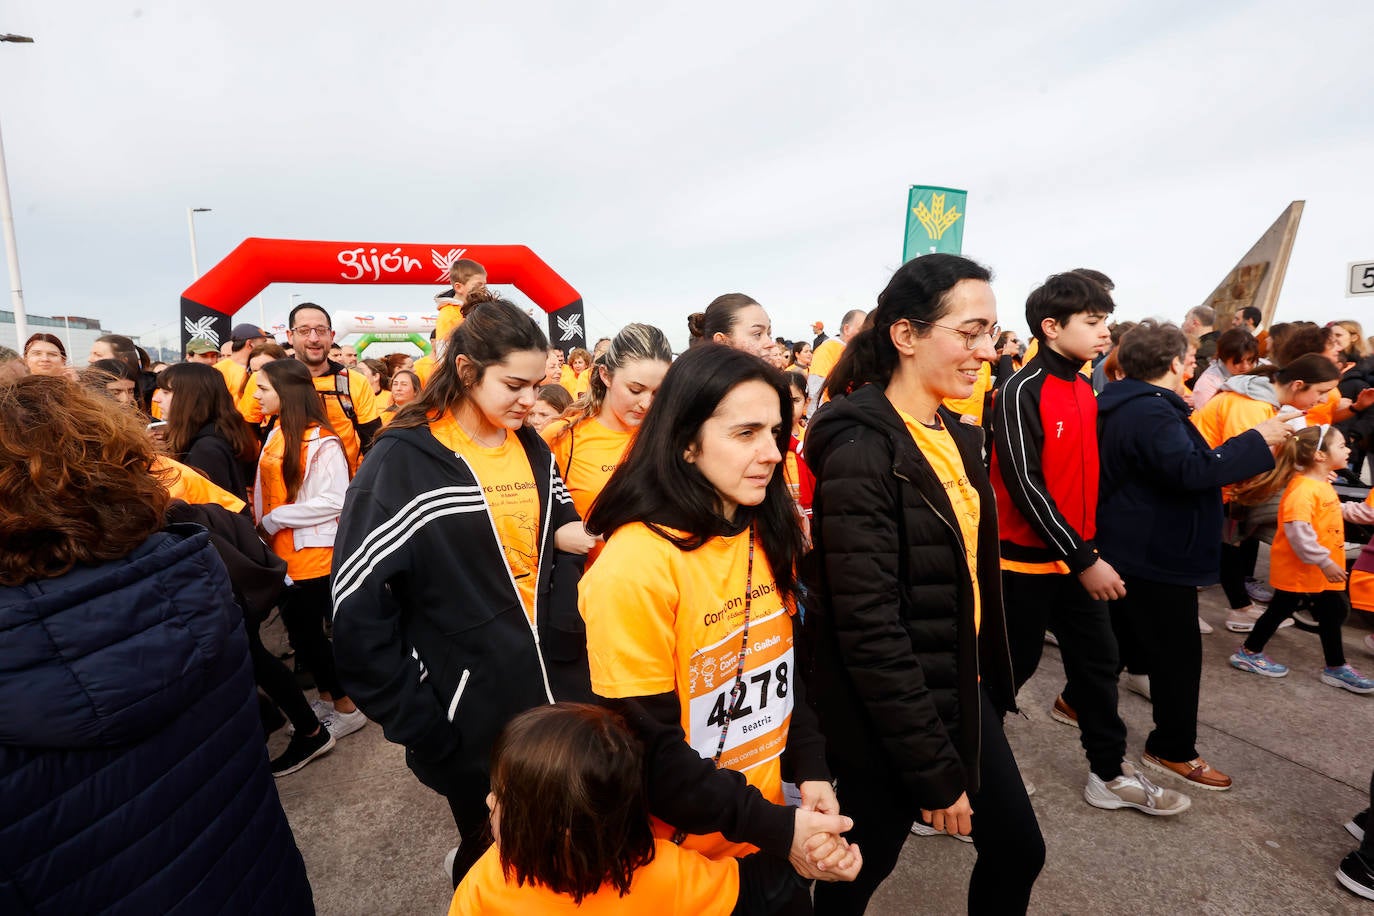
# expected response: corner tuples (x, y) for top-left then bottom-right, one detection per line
(1348, 260), (1374, 297)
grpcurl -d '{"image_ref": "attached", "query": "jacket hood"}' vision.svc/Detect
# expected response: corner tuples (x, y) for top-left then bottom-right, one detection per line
(1096, 378), (1189, 416)
(1220, 373), (1278, 406)
(805, 384), (910, 472)
(0, 526), (238, 750)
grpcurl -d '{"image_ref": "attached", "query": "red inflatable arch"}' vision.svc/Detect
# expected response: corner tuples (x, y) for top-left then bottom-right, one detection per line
(180, 237), (586, 353)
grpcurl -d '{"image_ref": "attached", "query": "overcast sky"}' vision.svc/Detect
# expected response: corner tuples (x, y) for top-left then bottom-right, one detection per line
(3, 0), (1372, 353)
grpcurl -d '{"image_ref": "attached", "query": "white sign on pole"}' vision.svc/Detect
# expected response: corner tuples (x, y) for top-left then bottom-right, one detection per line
(1348, 260), (1374, 297)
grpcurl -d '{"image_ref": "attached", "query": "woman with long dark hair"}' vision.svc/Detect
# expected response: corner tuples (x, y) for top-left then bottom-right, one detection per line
(580, 344), (860, 914)
(253, 359), (366, 748)
(687, 293), (776, 361)
(152, 362), (260, 502)
(331, 299), (596, 886)
(805, 254), (1043, 914)
(23, 333), (68, 378)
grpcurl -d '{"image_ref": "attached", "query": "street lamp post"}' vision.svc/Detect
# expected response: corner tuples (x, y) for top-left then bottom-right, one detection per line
(0, 33), (34, 351)
(187, 207), (211, 279)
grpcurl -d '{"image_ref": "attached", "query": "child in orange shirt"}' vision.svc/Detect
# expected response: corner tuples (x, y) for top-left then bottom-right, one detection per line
(1230, 426), (1374, 693)
(450, 704), (839, 915)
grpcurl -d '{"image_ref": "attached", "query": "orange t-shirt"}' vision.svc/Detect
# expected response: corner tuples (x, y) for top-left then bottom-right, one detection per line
(430, 414), (541, 621)
(213, 357), (251, 408)
(256, 426), (337, 581)
(1269, 475), (1345, 593)
(1192, 389), (1277, 448)
(155, 456), (246, 514)
(581, 523), (795, 860)
(808, 339), (844, 380)
(941, 361), (992, 423)
(413, 356), (438, 386)
(542, 416), (633, 564)
(1351, 491), (1374, 613)
(449, 838), (738, 916)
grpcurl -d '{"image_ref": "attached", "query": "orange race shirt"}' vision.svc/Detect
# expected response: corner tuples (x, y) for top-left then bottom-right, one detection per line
(449, 838), (738, 916)
(213, 358), (251, 407)
(1191, 389), (1278, 503)
(808, 339), (844, 380)
(1270, 475), (1346, 593)
(241, 366), (378, 472)
(413, 355), (438, 386)
(543, 416), (633, 564)
(1303, 387), (1342, 427)
(155, 455), (246, 514)
(581, 523), (795, 860)
(1351, 489), (1374, 613)
(257, 426), (336, 581)
(431, 414), (541, 621)
(899, 410), (981, 632)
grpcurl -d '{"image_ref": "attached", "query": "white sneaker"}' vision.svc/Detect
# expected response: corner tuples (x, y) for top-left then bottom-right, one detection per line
(1224, 606), (1294, 634)
(909, 821), (973, 844)
(321, 707), (368, 739)
(1198, 616), (1214, 635)
(1121, 672), (1152, 701)
(443, 846), (459, 882)
(285, 698), (335, 737)
(1044, 630), (1059, 647)
(1245, 577), (1274, 605)
(1084, 761), (1191, 816)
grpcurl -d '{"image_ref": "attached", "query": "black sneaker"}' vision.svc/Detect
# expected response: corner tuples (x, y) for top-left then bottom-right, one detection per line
(1337, 851), (1374, 901)
(271, 725), (335, 778)
(1347, 809), (1369, 843)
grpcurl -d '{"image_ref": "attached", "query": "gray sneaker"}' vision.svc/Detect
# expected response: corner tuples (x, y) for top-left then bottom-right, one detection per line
(1084, 761), (1191, 816)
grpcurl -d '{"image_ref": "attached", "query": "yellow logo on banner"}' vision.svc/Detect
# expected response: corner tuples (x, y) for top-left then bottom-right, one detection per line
(913, 193), (962, 240)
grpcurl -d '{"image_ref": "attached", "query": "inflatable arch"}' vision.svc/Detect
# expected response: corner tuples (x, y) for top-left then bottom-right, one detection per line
(180, 238), (586, 353)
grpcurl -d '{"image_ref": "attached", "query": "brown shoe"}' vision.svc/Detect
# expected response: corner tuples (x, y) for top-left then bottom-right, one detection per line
(1050, 694), (1079, 729)
(1141, 753), (1233, 791)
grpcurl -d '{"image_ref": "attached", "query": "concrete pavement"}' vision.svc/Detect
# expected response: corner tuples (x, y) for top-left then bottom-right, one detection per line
(270, 570), (1374, 914)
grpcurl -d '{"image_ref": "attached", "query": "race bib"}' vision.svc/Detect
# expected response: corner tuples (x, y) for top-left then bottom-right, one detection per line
(685, 608), (794, 774)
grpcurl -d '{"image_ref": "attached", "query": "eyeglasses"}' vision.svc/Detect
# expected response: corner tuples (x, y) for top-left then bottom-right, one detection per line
(909, 319), (1000, 351)
(290, 326), (332, 339)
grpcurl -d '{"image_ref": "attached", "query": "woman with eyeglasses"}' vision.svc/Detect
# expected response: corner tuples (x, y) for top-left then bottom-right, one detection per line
(804, 254), (1043, 915)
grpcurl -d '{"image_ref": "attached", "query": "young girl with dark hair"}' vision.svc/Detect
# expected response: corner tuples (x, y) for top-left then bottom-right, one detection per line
(153, 362), (260, 501)
(331, 299), (596, 886)
(783, 372), (815, 536)
(253, 359), (367, 746)
(581, 344), (858, 914)
(449, 703), (821, 915)
(542, 323), (672, 563)
(806, 253), (1043, 914)
(687, 293), (776, 360)
(1230, 426), (1374, 692)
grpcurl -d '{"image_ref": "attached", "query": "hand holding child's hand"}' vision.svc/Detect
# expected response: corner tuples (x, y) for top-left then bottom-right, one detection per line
(1323, 562), (1348, 584)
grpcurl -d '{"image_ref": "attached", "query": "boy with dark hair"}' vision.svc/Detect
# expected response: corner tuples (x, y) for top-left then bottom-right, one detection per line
(1097, 321), (1286, 792)
(991, 273), (1191, 815)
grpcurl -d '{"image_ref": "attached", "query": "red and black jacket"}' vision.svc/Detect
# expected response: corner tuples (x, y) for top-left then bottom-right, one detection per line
(989, 344), (1102, 574)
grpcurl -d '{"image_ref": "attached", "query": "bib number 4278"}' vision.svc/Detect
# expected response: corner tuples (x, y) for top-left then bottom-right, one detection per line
(707, 660), (789, 728)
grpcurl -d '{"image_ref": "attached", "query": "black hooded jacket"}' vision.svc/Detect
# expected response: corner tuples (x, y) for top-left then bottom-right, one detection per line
(802, 384), (1016, 813)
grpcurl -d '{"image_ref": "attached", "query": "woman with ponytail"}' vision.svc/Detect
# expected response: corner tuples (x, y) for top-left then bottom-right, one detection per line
(542, 323), (672, 564)
(805, 254), (1043, 914)
(331, 300), (595, 887)
(687, 293), (776, 361)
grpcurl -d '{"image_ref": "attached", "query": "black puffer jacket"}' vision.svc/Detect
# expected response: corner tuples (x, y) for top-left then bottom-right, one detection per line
(802, 384), (1016, 814)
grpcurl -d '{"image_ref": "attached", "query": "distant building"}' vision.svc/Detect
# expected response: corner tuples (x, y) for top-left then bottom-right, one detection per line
(1, 310), (109, 365)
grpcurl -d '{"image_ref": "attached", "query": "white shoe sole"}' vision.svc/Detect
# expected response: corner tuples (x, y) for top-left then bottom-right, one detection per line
(909, 822), (973, 843)
(1224, 616), (1294, 633)
(1198, 617), (1214, 635)
(323, 711), (368, 739)
(1229, 658), (1289, 678)
(1050, 707), (1080, 729)
(1321, 674), (1374, 695)
(1139, 754), (1232, 792)
(1337, 866), (1374, 901)
(1347, 820), (1366, 843)
(272, 731), (336, 778)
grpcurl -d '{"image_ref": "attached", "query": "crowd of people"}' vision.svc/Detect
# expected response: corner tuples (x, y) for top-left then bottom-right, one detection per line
(3, 253), (1374, 913)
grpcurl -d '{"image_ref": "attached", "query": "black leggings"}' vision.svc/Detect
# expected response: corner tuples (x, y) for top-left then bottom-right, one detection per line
(813, 689), (1044, 915)
(1220, 538), (1261, 609)
(246, 617), (319, 736)
(1244, 589), (1348, 667)
(279, 576), (345, 698)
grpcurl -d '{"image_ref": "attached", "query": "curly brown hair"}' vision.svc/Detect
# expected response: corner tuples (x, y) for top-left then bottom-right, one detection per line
(0, 376), (170, 585)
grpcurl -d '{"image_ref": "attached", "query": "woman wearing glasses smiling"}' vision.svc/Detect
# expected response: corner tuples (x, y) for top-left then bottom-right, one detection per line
(803, 255), (1043, 914)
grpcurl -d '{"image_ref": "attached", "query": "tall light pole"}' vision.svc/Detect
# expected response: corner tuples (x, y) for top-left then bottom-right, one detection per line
(0, 33), (34, 350)
(187, 207), (211, 279)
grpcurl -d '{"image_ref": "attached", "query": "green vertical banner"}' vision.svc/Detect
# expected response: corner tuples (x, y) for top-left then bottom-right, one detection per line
(903, 185), (967, 262)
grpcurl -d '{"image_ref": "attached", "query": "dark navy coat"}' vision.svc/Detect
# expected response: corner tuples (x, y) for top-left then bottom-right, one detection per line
(0, 525), (314, 915)
(1096, 378), (1274, 586)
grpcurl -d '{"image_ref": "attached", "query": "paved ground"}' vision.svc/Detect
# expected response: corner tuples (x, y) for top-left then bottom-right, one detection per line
(269, 552), (1374, 914)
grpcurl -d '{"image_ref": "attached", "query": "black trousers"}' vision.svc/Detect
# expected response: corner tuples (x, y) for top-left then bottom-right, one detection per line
(1245, 589), (1348, 667)
(407, 749), (493, 889)
(1003, 571), (1127, 781)
(246, 617), (318, 736)
(1364, 769), (1374, 859)
(1219, 539), (1260, 609)
(1108, 577), (1202, 762)
(813, 690), (1044, 916)
(279, 575), (344, 698)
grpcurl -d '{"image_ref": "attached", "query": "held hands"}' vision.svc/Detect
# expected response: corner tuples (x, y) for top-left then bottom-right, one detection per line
(790, 806), (861, 883)
(920, 791), (974, 838)
(1253, 416), (1295, 448)
(1078, 558), (1127, 601)
(553, 521), (600, 555)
